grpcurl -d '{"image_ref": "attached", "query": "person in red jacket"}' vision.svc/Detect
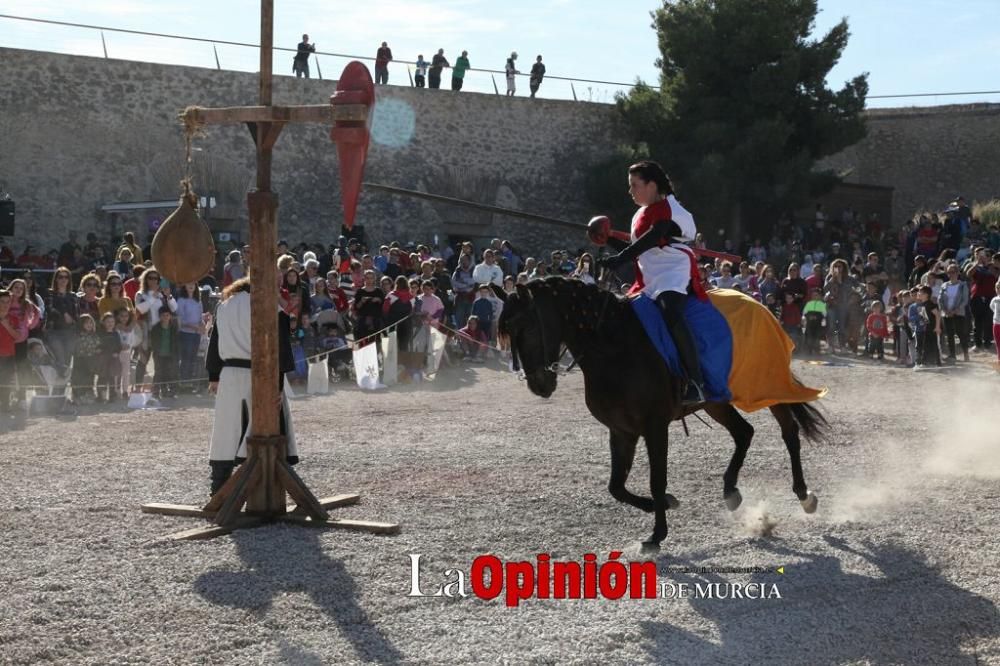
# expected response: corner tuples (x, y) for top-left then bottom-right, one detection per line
(0, 289), (28, 425)
(865, 300), (890, 360)
(779, 291), (802, 346)
(325, 271), (350, 312)
(967, 247), (998, 351)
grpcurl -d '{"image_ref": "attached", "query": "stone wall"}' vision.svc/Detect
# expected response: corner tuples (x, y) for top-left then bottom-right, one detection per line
(818, 104), (1000, 221)
(2, 47), (999, 261)
(0, 47), (625, 258)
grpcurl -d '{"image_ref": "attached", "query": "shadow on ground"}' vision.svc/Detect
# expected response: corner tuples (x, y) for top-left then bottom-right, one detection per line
(644, 536), (999, 665)
(194, 527), (403, 664)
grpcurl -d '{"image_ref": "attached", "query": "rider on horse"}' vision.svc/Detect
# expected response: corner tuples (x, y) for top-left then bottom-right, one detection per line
(600, 160), (707, 405)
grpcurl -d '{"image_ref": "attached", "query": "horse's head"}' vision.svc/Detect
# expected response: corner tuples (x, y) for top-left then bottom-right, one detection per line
(496, 281), (563, 398)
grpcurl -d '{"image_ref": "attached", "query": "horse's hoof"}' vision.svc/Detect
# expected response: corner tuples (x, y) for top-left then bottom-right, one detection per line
(640, 539), (662, 553)
(800, 491), (818, 514)
(724, 488), (743, 512)
(665, 493), (681, 510)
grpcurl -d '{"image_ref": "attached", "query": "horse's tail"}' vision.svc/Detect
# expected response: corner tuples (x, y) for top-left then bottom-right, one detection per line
(786, 401), (828, 443)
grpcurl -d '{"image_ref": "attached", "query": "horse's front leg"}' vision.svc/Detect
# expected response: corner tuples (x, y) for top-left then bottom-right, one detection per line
(608, 429), (653, 513)
(642, 421), (675, 550)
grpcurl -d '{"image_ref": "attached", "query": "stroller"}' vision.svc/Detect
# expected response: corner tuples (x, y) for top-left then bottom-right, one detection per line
(26, 338), (68, 396)
(26, 338), (73, 416)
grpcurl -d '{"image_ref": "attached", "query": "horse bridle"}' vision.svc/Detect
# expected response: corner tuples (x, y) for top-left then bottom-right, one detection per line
(509, 301), (564, 379)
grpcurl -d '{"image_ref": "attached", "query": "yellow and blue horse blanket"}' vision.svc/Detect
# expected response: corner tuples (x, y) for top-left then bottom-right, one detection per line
(631, 288), (826, 412)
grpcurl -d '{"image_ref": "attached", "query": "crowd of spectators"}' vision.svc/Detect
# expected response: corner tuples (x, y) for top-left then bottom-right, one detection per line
(695, 198), (1000, 367)
(1, 196), (997, 426)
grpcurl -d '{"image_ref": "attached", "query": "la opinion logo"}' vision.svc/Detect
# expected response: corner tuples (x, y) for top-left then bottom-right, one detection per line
(407, 553), (783, 606)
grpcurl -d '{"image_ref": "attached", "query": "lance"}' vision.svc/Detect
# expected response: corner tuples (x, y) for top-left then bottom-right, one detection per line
(362, 182), (742, 264)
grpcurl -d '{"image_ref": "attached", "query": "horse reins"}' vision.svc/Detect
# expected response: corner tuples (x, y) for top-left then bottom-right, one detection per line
(510, 293), (567, 379)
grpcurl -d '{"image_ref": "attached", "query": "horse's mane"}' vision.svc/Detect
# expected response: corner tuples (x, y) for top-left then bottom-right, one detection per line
(526, 276), (632, 332)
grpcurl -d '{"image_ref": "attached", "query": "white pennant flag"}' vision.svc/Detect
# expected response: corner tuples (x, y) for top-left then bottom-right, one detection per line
(307, 356), (329, 394)
(353, 341), (385, 391)
(425, 326), (448, 380)
(382, 331), (398, 386)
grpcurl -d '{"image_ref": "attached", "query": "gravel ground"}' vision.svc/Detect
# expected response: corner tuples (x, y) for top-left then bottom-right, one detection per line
(1, 357), (998, 665)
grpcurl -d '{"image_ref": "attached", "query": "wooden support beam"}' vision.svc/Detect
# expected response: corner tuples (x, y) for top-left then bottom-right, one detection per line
(181, 104), (368, 126)
(165, 516), (265, 541)
(215, 456), (261, 526)
(142, 493), (361, 520)
(313, 493), (361, 510)
(280, 514), (401, 535)
(276, 459), (329, 522)
(203, 461), (251, 513)
(141, 503), (213, 518)
(244, 436), (285, 516)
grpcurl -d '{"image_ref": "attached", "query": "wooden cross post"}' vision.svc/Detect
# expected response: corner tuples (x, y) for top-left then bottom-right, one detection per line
(141, 0), (397, 540)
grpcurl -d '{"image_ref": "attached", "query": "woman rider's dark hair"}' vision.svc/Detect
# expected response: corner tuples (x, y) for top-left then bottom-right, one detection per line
(628, 160), (674, 196)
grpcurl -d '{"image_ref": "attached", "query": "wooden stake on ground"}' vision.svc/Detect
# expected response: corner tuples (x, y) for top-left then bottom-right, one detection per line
(141, 0), (398, 540)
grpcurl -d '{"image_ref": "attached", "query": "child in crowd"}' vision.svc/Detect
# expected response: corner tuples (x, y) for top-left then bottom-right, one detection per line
(319, 322), (352, 379)
(893, 290), (913, 366)
(288, 315), (308, 382)
(865, 300), (889, 360)
(712, 262), (738, 290)
(148, 306), (179, 398)
(457, 315), (489, 362)
(909, 286), (942, 368)
(114, 307), (140, 398)
(72, 314), (101, 404)
(764, 292), (781, 318)
(780, 291), (802, 346)
(98, 312), (123, 401)
(802, 288), (827, 356)
(471, 284), (496, 345)
(298, 312), (318, 359)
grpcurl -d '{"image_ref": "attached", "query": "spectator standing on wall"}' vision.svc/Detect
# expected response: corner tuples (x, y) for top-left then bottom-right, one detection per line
(374, 41), (393, 85)
(452, 51), (471, 91)
(294, 34), (316, 79)
(529, 55), (545, 98)
(505, 52), (519, 96)
(429, 49), (449, 89)
(414, 55), (429, 88)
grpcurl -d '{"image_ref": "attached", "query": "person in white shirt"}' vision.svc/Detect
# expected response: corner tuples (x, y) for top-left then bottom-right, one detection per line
(472, 249), (504, 287)
(600, 160), (704, 404)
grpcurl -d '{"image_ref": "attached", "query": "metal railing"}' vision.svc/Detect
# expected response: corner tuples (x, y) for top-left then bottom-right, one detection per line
(3, 13), (1000, 106)
(0, 13), (637, 104)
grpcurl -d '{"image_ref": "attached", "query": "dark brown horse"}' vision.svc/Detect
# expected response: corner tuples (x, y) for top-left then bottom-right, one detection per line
(497, 277), (826, 549)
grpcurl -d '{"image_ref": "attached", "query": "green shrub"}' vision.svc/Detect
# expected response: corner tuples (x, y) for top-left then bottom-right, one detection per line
(973, 199), (1000, 226)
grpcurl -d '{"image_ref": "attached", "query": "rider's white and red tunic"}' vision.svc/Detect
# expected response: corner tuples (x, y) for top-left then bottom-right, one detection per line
(627, 195), (706, 300)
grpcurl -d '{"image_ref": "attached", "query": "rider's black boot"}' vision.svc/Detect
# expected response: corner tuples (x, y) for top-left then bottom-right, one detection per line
(657, 291), (706, 405)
